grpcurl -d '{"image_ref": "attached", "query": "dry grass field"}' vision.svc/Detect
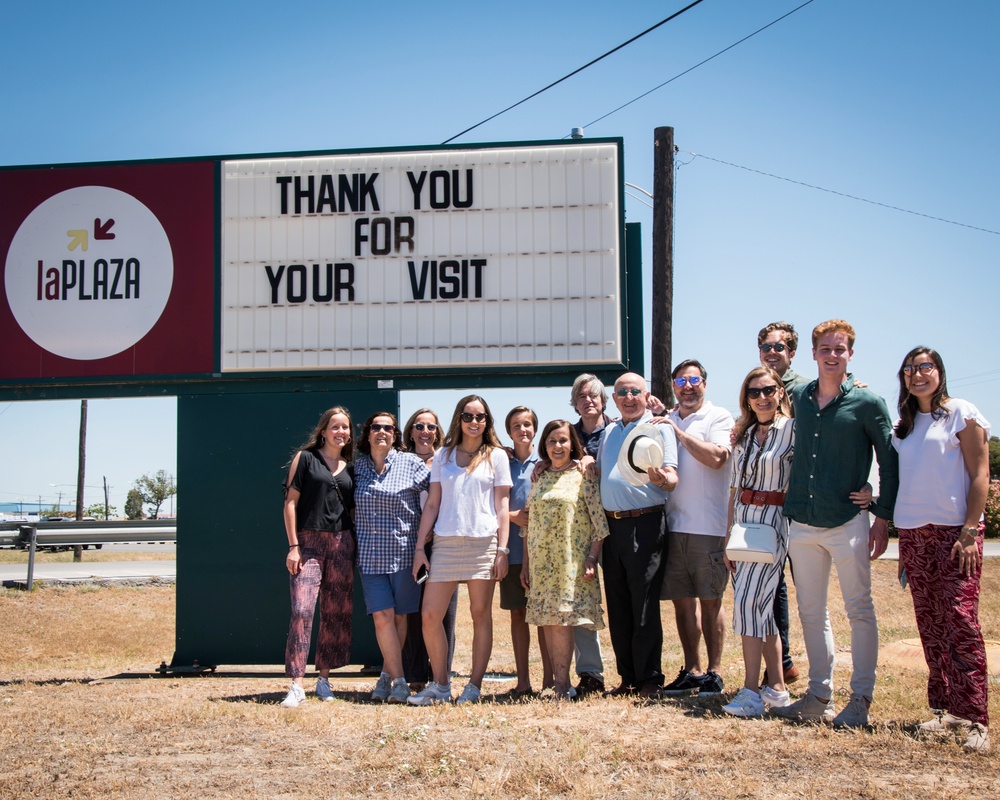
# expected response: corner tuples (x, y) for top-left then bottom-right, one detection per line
(1, 560), (998, 799)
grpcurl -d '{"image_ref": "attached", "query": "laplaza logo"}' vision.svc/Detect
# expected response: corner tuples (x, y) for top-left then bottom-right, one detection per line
(5, 186), (173, 360)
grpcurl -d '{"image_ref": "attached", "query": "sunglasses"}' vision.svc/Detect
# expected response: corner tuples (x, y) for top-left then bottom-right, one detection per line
(370, 423), (396, 433)
(615, 388), (643, 397)
(412, 422), (437, 432)
(460, 412), (488, 423)
(902, 363), (936, 376)
(746, 385), (779, 400)
(759, 342), (788, 353)
(673, 376), (703, 388)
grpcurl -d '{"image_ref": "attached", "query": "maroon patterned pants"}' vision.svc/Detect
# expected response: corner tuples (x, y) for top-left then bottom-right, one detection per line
(898, 524), (988, 726)
(285, 529), (355, 677)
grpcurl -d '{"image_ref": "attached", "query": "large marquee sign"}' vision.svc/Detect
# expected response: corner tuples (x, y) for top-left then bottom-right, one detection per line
(1, 140), (627, 384)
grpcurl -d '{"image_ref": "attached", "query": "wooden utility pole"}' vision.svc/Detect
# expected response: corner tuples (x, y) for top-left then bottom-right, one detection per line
(74, 399), (87, 561)
(651, 126), (675, 408)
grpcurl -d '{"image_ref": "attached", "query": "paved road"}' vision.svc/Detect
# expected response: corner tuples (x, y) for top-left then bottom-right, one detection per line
(0, 559), (176, 587)
(3, 541), (999, 587)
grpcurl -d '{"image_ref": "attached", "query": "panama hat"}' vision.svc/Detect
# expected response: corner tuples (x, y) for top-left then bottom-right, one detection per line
(617, 423), (665, 487)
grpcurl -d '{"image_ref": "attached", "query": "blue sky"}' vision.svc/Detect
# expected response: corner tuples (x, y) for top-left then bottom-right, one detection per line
(1, 0), (997, 514)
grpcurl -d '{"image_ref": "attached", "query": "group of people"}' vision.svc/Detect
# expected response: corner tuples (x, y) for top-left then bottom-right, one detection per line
(276, 318), (991, 753)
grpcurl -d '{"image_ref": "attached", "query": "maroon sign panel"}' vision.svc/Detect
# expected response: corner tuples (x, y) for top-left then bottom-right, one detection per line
(0, 161), (215, 381)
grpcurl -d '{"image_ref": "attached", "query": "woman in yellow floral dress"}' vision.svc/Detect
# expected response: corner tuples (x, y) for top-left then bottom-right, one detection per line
(521, 420), (610, 699)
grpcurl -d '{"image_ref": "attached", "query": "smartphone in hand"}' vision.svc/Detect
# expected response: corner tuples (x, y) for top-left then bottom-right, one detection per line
(416, 564), (429, 585)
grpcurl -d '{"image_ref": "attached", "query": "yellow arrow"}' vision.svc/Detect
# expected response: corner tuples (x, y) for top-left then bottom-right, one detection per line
(67, 229), (89, 251)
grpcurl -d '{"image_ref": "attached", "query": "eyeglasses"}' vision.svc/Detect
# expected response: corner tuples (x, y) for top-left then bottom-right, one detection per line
(615, 388), (643, 397)
(460, 412), (488, 423)
(746, 385), (779, 400)
(370, 423), (396, 433)
(759, 342), (788, 353)
(902, 363), (937, 376)
(673, 376), (703, 388)
(412, 422), (437, 432)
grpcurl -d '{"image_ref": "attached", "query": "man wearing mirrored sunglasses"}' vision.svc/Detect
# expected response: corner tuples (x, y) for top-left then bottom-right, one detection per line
(660, 359), (734, 698)
(596, 372), (679, 697)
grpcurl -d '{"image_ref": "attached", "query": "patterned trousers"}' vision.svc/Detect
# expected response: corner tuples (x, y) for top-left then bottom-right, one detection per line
(285, 529), (355, 677)
(898, 524), (988, 726)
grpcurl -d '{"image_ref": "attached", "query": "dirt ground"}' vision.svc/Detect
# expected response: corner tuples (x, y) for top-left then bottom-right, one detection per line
(1, 561), (997, 799)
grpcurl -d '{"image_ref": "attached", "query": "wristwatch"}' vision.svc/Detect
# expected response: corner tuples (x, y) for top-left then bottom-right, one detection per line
(497, 546), (510, 555)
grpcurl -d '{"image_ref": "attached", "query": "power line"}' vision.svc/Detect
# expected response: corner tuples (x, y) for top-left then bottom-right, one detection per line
(580, 0), (819, 131)
(441, 0), (708, 145)
(685, 152), (1000, 235)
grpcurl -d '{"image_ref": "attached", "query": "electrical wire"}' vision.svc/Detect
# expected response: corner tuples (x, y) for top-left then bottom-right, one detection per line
(580, 0), (818, 131)
(685, 151), (1000, 235)
(441, 0), (708, 145)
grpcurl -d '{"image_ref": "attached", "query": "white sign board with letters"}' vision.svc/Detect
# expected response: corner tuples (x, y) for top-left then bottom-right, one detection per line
(221, 141), (623, 372)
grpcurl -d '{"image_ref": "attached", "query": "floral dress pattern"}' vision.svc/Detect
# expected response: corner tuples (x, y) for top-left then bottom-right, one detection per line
(524, 468), (610, 629)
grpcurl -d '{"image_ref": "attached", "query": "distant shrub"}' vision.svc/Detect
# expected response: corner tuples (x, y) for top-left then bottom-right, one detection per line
(985, 480), (1000, 539)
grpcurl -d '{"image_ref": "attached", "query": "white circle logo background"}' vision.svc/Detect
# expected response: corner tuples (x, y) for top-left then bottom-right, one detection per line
(4, 186), (174, 360)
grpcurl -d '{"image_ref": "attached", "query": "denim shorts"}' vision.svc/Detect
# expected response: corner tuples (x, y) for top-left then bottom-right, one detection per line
(360, 568), (423, 615)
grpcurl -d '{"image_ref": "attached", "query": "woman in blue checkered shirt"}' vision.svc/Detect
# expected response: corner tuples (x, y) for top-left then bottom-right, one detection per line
(354, 411), (431, 704)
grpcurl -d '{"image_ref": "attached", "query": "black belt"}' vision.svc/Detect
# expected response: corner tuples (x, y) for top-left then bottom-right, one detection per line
(605, 505), (663, 520)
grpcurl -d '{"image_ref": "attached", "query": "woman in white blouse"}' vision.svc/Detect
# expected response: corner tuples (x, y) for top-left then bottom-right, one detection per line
(893, 347), (991, 752)
(408, 395), (511, 705)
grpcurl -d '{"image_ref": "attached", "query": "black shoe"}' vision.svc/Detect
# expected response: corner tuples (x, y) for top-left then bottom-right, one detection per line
(661, 669), (701, 696)
(696, 670), (724, 696)
(574, 674), (605, 700)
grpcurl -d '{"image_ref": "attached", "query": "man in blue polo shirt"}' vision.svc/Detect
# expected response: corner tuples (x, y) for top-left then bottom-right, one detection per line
(597, 372), (679, 698)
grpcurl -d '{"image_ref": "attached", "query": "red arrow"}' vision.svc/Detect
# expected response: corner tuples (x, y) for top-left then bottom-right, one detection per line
(94, 218), (116, 240)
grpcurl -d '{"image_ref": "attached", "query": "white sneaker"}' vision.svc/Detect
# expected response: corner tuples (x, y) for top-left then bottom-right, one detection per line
(371, 672), (392, 702)
(387, 677), (411, 704)
(407, 681), (453, 706)
(760, 684), (791, 709)
(772, 691), (835, 723)
(964, 723), (990, 753)
(455, 683), (482, 705)
(832, 693), (870, 729)
(722, 687), (765, 718)
(280, 683), (306, 708)
(918, 711), (971, 737)
(315, 676), (335, 702)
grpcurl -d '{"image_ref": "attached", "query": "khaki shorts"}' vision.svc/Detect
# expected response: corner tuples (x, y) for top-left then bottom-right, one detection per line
(660, 532), (728, 600)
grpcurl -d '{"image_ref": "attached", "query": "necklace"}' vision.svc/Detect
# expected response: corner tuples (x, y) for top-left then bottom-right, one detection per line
(319, 450), (341, 471)
(416, 450), (433, 462)
(549, 460), (575, 473)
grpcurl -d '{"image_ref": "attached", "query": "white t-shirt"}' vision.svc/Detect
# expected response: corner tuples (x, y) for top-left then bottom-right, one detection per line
(892, 398), (991, 530)
(430, 447), (512, 537)
(666, 401), (734, 537)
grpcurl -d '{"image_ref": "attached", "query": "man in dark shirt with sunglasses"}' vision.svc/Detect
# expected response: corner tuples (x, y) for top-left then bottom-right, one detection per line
(759, 321), (808, 393)
(756, 322), (805, 685)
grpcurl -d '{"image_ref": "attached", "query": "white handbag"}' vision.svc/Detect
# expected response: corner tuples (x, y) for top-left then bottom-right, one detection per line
(726, 522), (778, 564)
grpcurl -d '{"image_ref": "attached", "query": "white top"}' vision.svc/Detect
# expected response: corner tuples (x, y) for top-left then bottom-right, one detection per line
(666, 401), (734, 537)
(430, 447), (512, 537)
(892, 398), (991, 529)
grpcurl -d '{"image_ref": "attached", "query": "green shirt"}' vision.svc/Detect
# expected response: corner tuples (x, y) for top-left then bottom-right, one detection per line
(784, 374), (898, 527)
(781, 367), (809, 393)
